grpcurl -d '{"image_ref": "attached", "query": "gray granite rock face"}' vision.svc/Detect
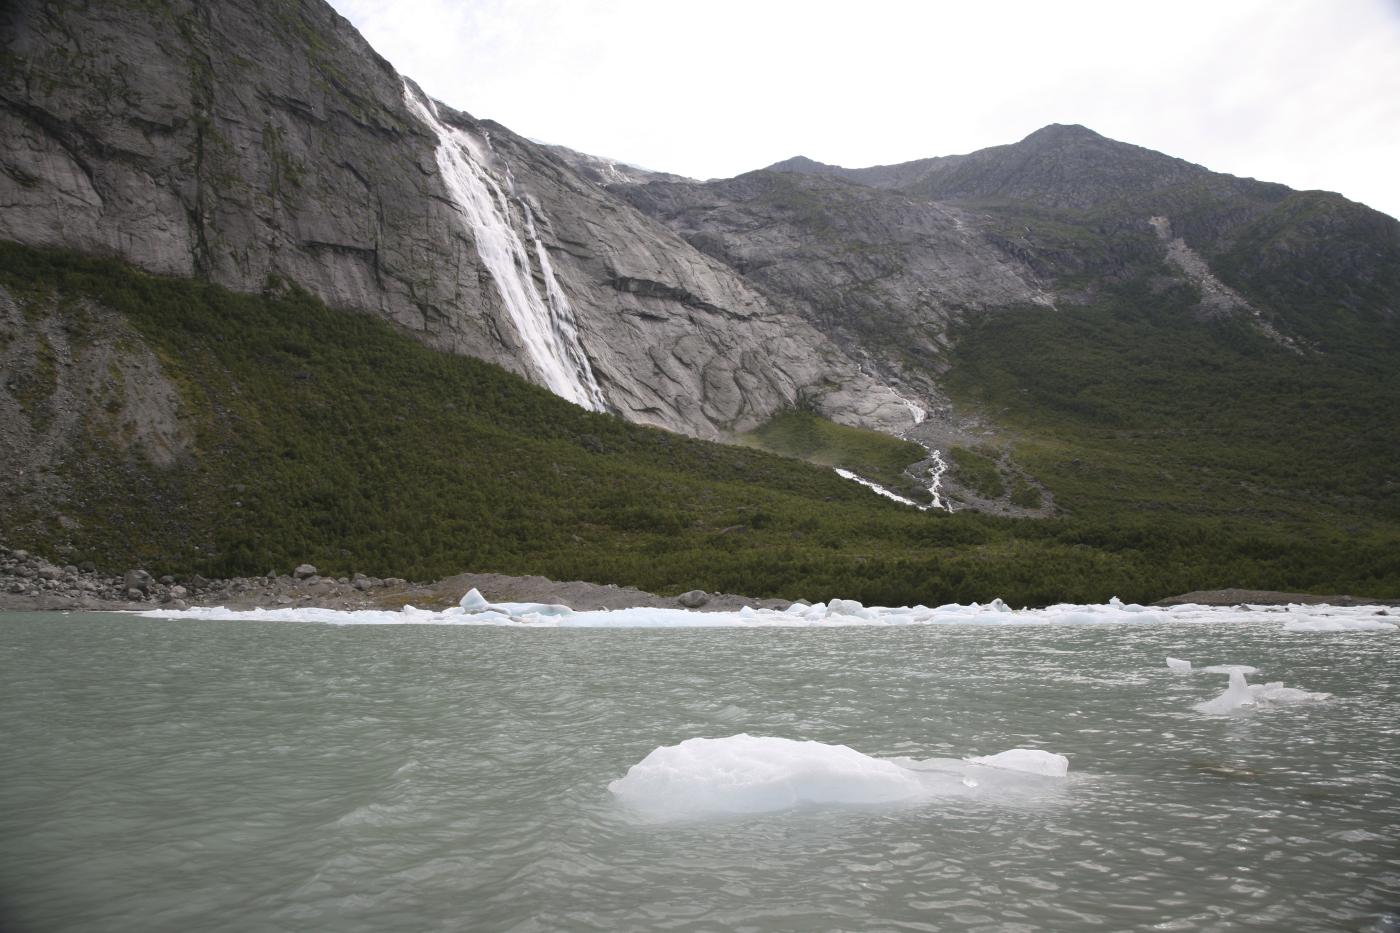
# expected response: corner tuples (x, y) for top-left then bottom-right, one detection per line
(0, 0), (917, 439)
(615, 170), (1055, 400)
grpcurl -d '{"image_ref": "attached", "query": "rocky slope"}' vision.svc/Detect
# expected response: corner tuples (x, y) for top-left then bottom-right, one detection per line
(581, 124), (1399, 516)
(616, 169), (1054, 402)
(609, 124), (1400, 365)
(0, 0), (917, 440)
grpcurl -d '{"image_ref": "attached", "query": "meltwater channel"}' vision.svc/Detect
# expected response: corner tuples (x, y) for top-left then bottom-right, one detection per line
(1, 610), (1397, 932)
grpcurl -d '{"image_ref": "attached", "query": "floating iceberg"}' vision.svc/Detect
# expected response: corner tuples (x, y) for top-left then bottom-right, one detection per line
(1195, 670), (1257, 714)
(608, 735), (1070, 818)
(459, 587), (490, 611)
(1194, 668), (1330, 715)
(965, 748), (1069, 777)
(1165, 657), (1193, 673)
(608, 735), (925, 816)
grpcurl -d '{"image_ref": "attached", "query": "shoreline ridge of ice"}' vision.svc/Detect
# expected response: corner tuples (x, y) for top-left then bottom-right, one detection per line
(136, 594), (1398, 630)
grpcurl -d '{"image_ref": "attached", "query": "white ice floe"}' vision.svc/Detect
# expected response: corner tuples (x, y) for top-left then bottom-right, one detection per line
(965, 748), (1069, 777)
(1282, 618), (1396, 633)
(608, 734), (1069, 818)
(459, 588), (490, 611)
(1193, 668), (1330, 715)
(1165, 657), (1193, 673)
(1202, 664), (1259, 675)
(1195, 670), (1257, 714)
(1249, 682), (1331, 704)
(608, 735), (925, 816)
(137, 596), (1397, 630)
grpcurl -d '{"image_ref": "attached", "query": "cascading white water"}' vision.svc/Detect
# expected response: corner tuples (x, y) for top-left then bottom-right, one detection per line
(837, 376), (953, 512)
(923, 448), (951, 511)
(833, 468), (923, 508)
(402, 83), (606, 411)
(832, 445), (952, 514)
(890, 389), (927, 426)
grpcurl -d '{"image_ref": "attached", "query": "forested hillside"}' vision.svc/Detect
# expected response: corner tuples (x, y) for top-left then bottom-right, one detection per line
(2, 243), (1396, 606)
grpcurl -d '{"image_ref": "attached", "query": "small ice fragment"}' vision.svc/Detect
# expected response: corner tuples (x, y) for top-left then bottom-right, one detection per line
(966, 748), (1069, 777)
(1195, 669), (1255, 714)
(1250, 682), (1330, 705)
(1202, 664), (1258, 675)
(459, 588), (490, 612)
(962, 775), (979, 788)
(1166, 657), (1193, 673)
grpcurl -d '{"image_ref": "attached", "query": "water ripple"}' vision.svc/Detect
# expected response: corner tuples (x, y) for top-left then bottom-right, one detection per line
(0, 613), (1396, 932)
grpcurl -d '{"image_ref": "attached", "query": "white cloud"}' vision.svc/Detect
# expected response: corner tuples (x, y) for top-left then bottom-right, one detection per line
(330, 0), (1400, 218)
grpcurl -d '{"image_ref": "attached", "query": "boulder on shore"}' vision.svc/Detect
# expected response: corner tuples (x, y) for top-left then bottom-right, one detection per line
(677, 589), (710, 608)
(123, 569), (153, 595)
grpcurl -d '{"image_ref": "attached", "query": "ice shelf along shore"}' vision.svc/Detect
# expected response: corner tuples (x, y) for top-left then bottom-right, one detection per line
(401, 82), (606, 411)
(138, 592), (1399, 629)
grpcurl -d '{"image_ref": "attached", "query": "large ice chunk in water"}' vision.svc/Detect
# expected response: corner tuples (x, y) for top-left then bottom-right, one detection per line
(1195, 669), (1257, 714)
(609, 734), (925, 816)
(1194, 669), (1330, 714)
(966, 748), (1069, 777)
(1165, 657), (1193, 673)
(459, 588), (491, 612)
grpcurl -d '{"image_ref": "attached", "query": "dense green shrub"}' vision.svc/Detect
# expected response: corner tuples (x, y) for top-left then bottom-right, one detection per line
(948, 447), (1006, 500)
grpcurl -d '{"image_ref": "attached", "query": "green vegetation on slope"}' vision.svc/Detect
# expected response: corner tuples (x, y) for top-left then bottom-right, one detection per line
(944, 277), (1400, 525)
(947, 447), (1006, 501)
(2, 242), (1397, 605)
(738, 409), (928, 501)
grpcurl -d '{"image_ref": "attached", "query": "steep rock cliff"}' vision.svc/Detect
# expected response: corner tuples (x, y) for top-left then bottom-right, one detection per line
(0, 0), (919, 439)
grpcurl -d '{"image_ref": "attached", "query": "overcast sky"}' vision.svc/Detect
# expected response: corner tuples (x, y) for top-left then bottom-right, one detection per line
(329, 0), (1400, 219)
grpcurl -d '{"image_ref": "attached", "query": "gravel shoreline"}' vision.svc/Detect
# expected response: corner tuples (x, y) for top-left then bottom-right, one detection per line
(2, 544), (1394, 614)
(0, 545), (791, 614)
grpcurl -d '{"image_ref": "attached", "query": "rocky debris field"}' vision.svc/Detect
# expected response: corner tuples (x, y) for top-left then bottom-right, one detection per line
(1151, 588), (1400, 608)
(0, 546), (411, 612)
(0, 545), (791, 614)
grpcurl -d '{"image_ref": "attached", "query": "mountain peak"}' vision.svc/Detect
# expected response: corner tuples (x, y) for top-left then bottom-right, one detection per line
(765, 155), (844, 174)
(1020, 123), (1104, 145)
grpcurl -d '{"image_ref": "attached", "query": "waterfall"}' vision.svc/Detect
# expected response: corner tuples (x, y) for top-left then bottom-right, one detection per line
(923, 448), (951, 511)
(402, 83), (606, 411)
(890, 389), (927, 426)
(833, 468), (924, 508)
(832, 445), (953, 513)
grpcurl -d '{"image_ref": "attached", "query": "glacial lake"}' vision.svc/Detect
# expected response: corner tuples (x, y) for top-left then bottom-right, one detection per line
(1, 608), (1397, 932)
